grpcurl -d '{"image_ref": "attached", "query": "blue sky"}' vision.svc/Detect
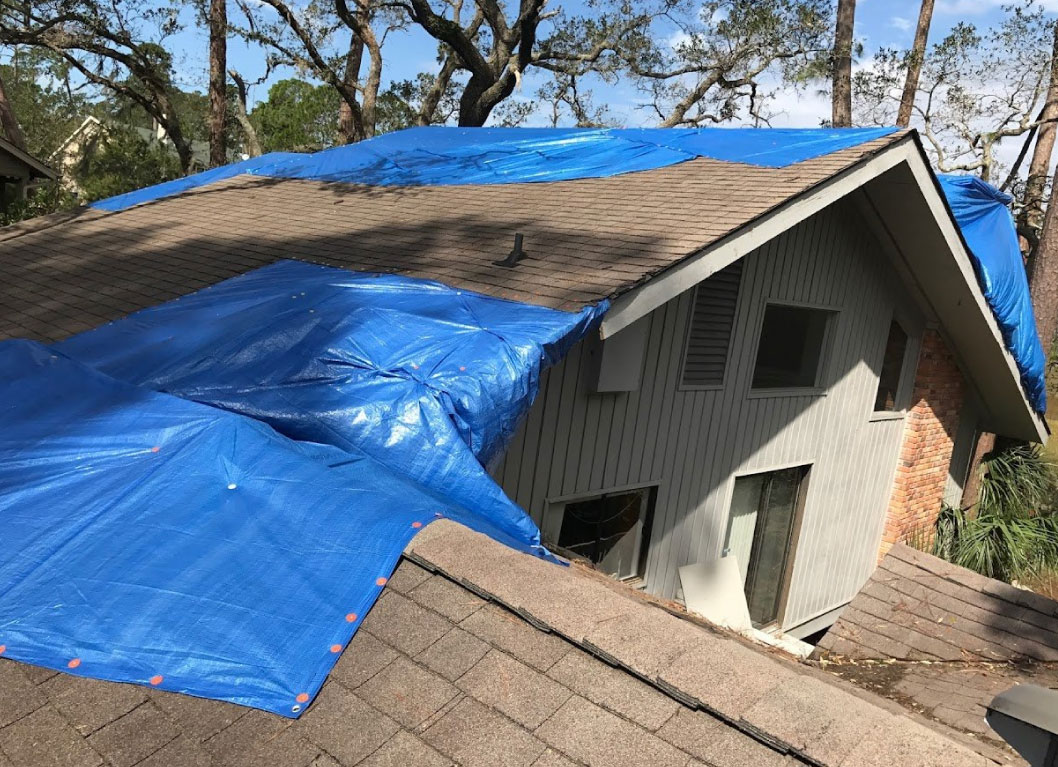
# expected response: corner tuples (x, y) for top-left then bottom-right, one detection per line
(164, 0), (1037, 129)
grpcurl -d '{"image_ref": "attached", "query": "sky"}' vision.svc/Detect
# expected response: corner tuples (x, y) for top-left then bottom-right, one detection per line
(162, 0), (1034, 131)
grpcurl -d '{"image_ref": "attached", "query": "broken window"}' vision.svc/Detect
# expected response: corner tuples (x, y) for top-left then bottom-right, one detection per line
(682, 261), (743, 388)
(874, 320), (909, 411)
(751, 304), (834, 390)
(724, 466), (809, 627)
(553, 488), (655, 580)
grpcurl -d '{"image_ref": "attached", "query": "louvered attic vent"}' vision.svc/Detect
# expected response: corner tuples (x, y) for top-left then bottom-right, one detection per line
(681, 261), (743, 387)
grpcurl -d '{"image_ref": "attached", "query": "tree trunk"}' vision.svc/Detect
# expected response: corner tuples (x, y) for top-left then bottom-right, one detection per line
(1031, 181), (1058, 357)
(831, 0), (856, 127)
(209, 0), (227, 167)
(1023, 23), (1058, 244)
(0, 68), (27, 151)
(228, 70), (262, 157)
(896, 0), (934, 128)
(338, 35), (365, 143)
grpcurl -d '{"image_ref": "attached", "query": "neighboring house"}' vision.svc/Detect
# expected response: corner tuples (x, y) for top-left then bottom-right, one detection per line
(0, 522), (1012, 766)
(0, 134), (56, 212)
(49, 116), (208, 195)
(814, 543), (1058, 752)
(0, 127), (1045, 645)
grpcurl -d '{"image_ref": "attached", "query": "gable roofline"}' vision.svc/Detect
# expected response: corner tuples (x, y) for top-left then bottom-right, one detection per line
(599, 133), (1047, 443)
(0, 134), (57, 180)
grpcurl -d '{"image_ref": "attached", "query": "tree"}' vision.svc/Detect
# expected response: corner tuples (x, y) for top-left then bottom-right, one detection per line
(73, 124), (182, 202)
(0, 50), (89, 158)
(615, 0), (833, 128)
(854, 6), (1055, 184)
(896, 0), (934, 128)
(250, 78), (342, 152)
(209, 0), (227, 167)
(0, 1), (198, 172)
(830, 0), (855, 127)
(1022, 22), (1058, 244)
(0, 67), (26, 150)
(1032, 193), (1058, 359)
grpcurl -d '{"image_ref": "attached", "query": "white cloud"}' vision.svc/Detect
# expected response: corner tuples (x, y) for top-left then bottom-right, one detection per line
(937, 0), (1058, 13)
(889, 16), (912, 32)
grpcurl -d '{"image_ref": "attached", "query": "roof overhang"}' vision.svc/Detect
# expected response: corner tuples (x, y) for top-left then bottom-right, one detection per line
(0, 135), (57, 180)
(600, 134), (1047, 443)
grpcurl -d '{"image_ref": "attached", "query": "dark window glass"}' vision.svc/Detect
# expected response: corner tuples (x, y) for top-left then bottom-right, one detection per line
(874, 321), (909, 411)
(724, 466), (809, 627)
(751, 305), (832, 389)
(682, 262), (743, 387)
(558, 489), (655, 580)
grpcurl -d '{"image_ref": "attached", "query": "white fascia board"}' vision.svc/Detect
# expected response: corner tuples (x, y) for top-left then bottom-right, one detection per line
(599, 137), (1046, 442)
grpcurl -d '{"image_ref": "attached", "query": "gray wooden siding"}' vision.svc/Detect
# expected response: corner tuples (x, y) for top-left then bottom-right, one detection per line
(494, 197), (923, 630)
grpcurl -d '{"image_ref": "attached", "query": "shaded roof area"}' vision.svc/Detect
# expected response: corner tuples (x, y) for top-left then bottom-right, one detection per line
(0, 523), (1012, 767)
(813, 544), (1058, 753)
(0, 132), (905, 343)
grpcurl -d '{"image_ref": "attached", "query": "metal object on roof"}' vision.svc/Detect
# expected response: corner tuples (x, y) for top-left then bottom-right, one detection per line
(986, 685), (1058, 766)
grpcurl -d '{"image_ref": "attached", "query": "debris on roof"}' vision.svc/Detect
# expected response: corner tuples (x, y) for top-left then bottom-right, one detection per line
(813, 544), (1058, 751)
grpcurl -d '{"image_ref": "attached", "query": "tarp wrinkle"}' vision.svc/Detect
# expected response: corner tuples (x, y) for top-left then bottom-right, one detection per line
(0, 261), (606, 717)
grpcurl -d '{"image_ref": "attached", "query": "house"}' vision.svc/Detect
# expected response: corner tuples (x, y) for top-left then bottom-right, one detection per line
(0, 126), (1043, 641)
(0, 134), (56, 212)
(0, 522), (1014, 766)
(813, 543), (1058, 750)
(49, 116), (209, 195)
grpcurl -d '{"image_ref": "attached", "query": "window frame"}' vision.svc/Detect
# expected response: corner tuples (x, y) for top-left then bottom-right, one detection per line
(678, 263), (745, 393)
(720, 462), (812, 630)
(746, 299), (839, 398)
(542, 483), (659, 581)
(868, 310), (921, 421)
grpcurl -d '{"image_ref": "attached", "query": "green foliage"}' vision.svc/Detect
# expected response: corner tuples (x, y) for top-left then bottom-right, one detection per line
(1, 51), (88, 158)
(913, 444), (1058, 583)
(73, 125), (182, 203)
(251, 79), (340, 152)
(0, 183), (77, 226)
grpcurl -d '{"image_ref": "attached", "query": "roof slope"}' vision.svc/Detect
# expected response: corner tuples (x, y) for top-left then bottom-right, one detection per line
(0, 133), (903, 342)
(0, 524), (1004, 767)
(814, 544), (1058, 750)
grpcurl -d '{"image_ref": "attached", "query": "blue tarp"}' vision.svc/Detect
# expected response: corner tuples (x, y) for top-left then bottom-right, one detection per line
(92, 125), (898, 211)
(937, 175), (1047, 414)
(2, 263), (605, 715)
(0, 340), (450, 716)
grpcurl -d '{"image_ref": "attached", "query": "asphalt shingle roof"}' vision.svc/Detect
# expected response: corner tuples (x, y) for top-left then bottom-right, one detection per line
(0, 523), (1005, 767)
(0, 132), (906, 343)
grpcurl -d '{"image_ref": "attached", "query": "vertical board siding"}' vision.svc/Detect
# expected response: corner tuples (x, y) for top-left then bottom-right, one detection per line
(497, 198), (919, 629)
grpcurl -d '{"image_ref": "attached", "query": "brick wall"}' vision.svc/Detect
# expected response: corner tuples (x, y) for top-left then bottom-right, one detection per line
(879, 330), (965, 559)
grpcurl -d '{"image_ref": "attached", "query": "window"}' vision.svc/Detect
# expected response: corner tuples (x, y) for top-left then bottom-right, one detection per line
(874, 320), (909, 411)
(682, 262), (743, 387)
(551, 487), (655, 580)
(751, 304), (833, 390)
(724, 466), (809, 627)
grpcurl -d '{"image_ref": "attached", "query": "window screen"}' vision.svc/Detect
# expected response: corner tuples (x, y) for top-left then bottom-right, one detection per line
(751, 304), (833, 389)
(874, 320), (908, 411)
(557, 488), (655, 580)
(682, 262), (743, 387)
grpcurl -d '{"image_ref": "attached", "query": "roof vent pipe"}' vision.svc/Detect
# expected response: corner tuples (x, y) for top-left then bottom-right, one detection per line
(493, 233), (527, 268)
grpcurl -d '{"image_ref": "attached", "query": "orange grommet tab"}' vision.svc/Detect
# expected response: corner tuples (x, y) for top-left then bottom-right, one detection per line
(330, 644), (342, 653)
(150, 446), (160, 453)
(411, 521), (423, 529)
(296, 693), (309, 703)
(149, 675), (163, 686)
(345, 613), (358, 623)
(375, 577), (387, 587)
(67, 658), (81, 669)
(0, 644), (6, 655)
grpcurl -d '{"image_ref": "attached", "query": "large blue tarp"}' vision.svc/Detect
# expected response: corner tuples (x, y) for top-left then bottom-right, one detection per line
(0, 340), (450, 716)
(92, 125), (898, 211)
(2, 262), (605, 715)
(937, 175), (1047, 414)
